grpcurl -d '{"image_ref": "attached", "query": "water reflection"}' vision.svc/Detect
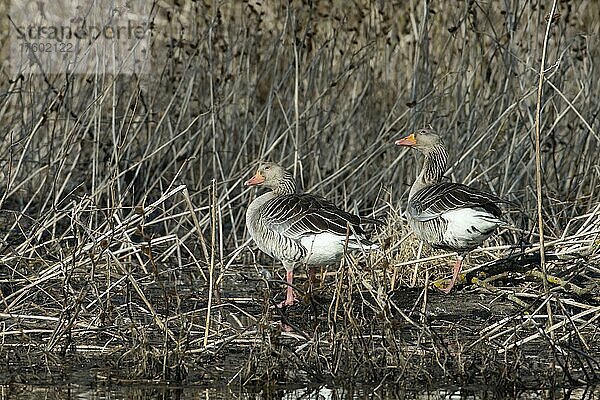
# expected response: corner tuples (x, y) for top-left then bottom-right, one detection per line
(1, 384), (598, 400)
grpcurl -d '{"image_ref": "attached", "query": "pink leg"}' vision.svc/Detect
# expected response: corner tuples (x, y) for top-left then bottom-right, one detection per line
(278, 269), (296, 307)
(440, 255), (463, 294)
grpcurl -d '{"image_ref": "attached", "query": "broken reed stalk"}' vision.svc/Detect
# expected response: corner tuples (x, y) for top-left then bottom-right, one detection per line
(535, 0), (556, 354)
(204, 178), (218, 348)
(534, 0), (558, 338)
(293, 10), (301, 178)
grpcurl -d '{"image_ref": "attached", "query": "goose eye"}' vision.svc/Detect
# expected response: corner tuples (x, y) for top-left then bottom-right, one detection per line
(264, 166), (270, 170)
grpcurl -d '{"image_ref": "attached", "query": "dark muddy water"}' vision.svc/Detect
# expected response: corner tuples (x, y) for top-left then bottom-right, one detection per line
(1, 383), (599, 399)
(2, 264), (598, 399)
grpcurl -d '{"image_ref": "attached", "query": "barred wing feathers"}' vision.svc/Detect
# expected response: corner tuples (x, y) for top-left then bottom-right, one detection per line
(409, 182), (504, 222)
(260, 194), (370, 241)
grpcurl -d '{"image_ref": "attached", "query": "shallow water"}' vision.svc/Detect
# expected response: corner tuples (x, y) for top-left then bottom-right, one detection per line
(2, 263), (598, 397)
(1, 383), (599, 400)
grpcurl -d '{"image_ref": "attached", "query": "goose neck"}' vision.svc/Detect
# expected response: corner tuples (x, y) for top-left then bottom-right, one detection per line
(274, 174), (300, 195)
(410, 144), (448, 200)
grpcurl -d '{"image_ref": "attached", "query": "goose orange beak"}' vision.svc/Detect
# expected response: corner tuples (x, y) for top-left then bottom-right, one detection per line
(395, 133), (417, 146)
(245, 172), (265, 186)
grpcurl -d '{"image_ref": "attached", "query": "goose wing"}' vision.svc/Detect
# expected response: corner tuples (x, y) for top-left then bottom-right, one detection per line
(410, 182), (504, 222)
(260, 194), (367, 240)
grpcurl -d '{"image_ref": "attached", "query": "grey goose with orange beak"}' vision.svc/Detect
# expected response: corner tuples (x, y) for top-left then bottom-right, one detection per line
(395, 126), (509, 293)
(245, 162), (381, 306)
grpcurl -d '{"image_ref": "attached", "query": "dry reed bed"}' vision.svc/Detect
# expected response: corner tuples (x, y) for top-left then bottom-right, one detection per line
(0, 0), (599, 390)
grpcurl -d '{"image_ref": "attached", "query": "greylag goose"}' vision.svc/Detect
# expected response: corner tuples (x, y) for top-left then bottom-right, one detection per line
(395, 126), (508, 293)
(245, 162), (381, 306)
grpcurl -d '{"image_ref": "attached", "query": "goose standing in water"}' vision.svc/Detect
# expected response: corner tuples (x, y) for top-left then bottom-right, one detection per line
(395, 126), (508, 293)
(245, 162), (381, 306)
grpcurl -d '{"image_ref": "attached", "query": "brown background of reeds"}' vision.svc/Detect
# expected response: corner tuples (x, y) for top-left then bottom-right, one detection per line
(0, 0), (599, 394)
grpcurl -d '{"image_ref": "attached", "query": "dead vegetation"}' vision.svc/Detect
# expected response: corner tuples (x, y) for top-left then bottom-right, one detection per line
(0, 0), (599, 394)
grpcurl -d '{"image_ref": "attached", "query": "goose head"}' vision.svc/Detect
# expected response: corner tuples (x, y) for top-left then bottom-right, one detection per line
(395, 125), (443, 152)
(245, 162), (297, 193)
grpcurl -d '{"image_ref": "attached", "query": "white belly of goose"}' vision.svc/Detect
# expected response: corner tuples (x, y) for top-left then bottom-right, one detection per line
(300, 232), (378, 265)
(441, 208), (504, 249)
